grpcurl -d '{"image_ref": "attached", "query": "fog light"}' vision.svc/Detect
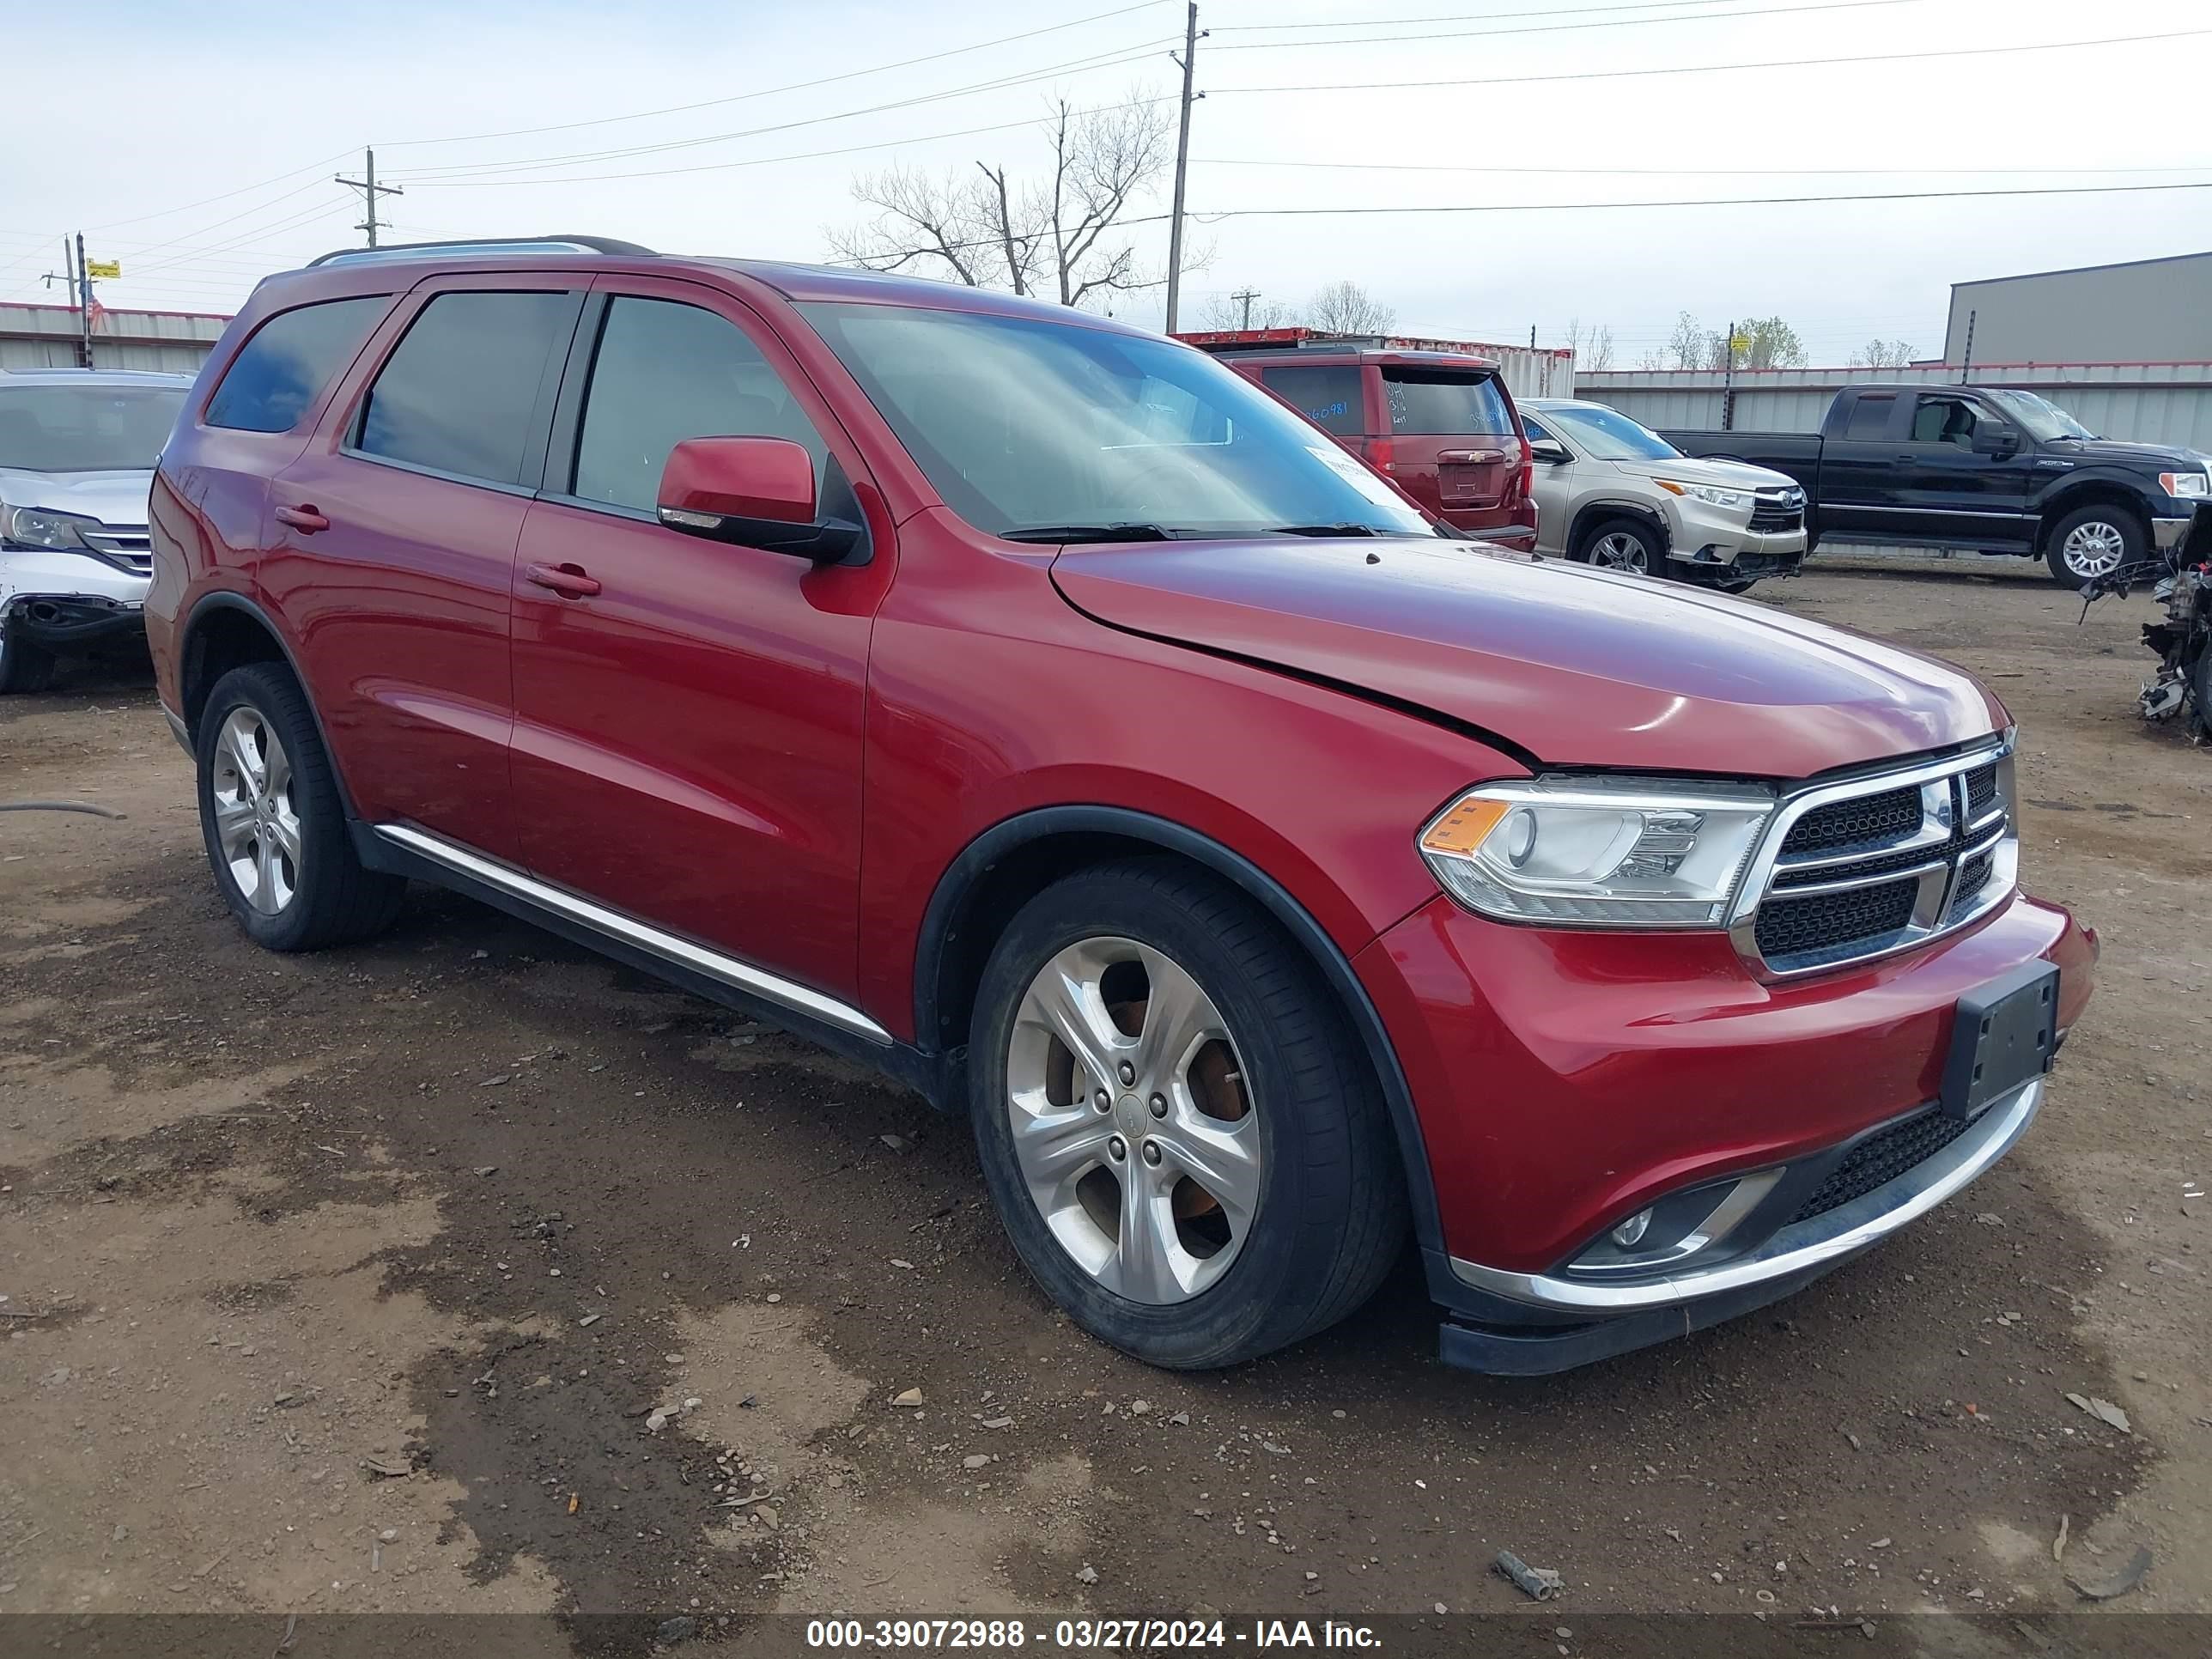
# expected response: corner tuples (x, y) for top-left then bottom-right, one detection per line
(1611, 1207), (1654, 1249)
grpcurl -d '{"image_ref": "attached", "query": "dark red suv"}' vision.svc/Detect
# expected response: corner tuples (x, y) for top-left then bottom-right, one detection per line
(147, 239), (2095, 1375)
(1178, 331), (1538, 550)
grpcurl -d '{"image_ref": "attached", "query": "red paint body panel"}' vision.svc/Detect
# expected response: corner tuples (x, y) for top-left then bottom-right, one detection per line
(1052, 538), (2005, 775)
(1360, 890), (2095, 1273)
(146, 250), (2100, 1354)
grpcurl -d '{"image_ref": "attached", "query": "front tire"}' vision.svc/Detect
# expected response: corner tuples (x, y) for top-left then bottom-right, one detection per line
(1575, 514), (1664, 577)
(968, 860), (1407, 1369)
(0, 624), (58, 694)
(196, 663), (404, 951)
(2045, 504), (2144, 590)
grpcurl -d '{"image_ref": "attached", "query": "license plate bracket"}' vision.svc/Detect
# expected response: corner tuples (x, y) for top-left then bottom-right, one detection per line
(1942, 960), (2059, 1121)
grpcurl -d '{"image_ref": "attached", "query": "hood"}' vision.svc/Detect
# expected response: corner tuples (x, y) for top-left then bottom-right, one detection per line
(2042, 436), (2200, 470)
(0, 467), (155, 528)
(1612, 454), (1797, 491)
(1050, 539), (2001, 778)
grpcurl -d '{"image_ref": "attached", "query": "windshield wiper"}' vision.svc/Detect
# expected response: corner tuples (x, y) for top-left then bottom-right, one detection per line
(1264, 522), (1385, 538)
(1000, 522), (1175, 544)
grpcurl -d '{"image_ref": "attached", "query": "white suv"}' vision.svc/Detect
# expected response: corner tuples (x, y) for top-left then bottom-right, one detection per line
(1520, 398), (1808, 592)
(0, 368), (191, 692)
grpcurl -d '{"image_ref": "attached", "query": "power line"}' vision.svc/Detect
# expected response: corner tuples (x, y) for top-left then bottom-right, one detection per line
(380, 0), (1171, 149)
(1191, 155), (2212, 178)
(1212, 0), (1744, 28)
(335, 149), (403, 247)
(1209, 0), (1931, 52)
(1211, 24), (2212, 96)
(387, 37), (1176, 181)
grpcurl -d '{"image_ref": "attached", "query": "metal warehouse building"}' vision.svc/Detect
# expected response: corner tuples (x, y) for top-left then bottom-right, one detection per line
(1945, 250), (2212, 367)
(1, 302), (228, 374)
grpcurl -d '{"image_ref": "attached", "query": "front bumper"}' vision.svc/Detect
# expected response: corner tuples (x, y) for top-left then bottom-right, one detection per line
(1665, 502), (1808, 568)
(1357, 887), (2095, 1373)
(2154, 514), (2191, 550)
(2, 546), (151, 650)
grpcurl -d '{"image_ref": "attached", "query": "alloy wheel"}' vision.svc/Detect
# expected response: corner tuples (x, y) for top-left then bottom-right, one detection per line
(2060, 520), (2126, 580)
(1005, 936), (1259, 1304)
(1589, 531), (1650, 573)
(210, 707), (301, 915)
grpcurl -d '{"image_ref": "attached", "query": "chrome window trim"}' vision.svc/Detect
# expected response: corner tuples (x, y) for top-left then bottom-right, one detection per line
(1727, 737), (2015, 980)
(1449, 1077), (2042, 1311)
(373, 823), (892, 1043)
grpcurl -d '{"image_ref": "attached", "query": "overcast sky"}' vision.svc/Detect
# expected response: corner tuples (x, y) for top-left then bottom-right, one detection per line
(3, 0), (2207, 365)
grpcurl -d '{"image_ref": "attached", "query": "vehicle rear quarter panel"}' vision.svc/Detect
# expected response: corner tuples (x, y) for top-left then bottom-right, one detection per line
(854, 509), (1523, 1041)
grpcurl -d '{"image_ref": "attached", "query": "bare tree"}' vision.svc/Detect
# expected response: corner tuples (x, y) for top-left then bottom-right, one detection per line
(1307, 280), (1396, 334)
(1200, 289), (1291, 330)
(1667, 310), (1705, 370)
(825, 91), (1171, 310)
(1636, 349), (1667, 371)
(1564, 317), (1615, 371)
(1850, 337), (1917, 369)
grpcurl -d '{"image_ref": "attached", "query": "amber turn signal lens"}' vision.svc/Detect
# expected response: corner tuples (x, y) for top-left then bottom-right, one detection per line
(1419, 796), (1510, 859)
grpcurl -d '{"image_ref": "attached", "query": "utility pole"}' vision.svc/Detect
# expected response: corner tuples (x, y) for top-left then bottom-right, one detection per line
(76, 232), (93, 368)
(1721, 317), (1738, 432)
(336, 148), (403, 248)
(41, 237), (89, 368)
(1162, 3), (1205, 335)
(1959, 307), (1977, 380)
(1231, 287), (1261, 329)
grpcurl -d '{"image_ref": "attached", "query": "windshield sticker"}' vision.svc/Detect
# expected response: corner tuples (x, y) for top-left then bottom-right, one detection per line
(1307, 444), (1403, 508)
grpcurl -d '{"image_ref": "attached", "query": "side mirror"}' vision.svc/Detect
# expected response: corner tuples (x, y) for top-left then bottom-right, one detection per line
(1528, 438), (1571, 465)
(656, 435), (864, 562)
(1971, 424), (2020, 458)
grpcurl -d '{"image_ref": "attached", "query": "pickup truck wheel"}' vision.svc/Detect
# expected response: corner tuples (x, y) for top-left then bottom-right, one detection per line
(0, 625), (58, 694)
(196, 664), (404, 951)
(2045, 505), (2143, 589)
(1577, 515), (1662, 576)
(968, 860), (1406, 1369)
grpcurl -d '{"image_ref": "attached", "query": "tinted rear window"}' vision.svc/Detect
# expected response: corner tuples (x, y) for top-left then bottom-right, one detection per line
(1256, 365), (1364, 437)
(356, 291), (575, 485)
(1840, 393), (1896, 440)
(1383, 370), (1512, 435)
(204, 296), (389, 434)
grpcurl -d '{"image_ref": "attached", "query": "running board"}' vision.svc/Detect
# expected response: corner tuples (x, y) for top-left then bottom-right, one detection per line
(370, 823), (893, 1044)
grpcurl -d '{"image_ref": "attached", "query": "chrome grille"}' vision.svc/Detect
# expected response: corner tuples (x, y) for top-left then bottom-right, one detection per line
(1747, 488), (1806, 535)
(79, 524), (152, 576)
(1733, 744), (2017, 977)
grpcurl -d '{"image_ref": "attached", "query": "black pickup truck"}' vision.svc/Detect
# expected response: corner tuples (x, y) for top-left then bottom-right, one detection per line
(1664, 383), (2209, 588)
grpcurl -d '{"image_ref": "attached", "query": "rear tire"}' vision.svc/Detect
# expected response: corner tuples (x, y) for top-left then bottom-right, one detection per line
(1574, 514), (1664, 577)
(196, 663), (404, 951)
(2044, 504), (2144, 590)
(0, 625), (58, 694)
(967, 860), (1407, 1369)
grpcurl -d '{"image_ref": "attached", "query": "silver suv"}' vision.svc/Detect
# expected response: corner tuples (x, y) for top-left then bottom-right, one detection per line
(0, 368), (191, 692)
(1521, 398), (1808, 591)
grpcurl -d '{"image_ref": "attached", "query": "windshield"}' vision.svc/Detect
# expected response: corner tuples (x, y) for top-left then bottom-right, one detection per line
(1984, 388), (2094, 442)
(798, 302), (1434, 539)
(1539, 403), (1681, 462)
(0, 384), (186, 473)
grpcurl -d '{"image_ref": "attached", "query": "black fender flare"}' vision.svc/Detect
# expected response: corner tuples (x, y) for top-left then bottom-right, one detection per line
(1568, 500), (1670, 562)
(914, 804), (1447, 1264)
(179, 590), (362, 821)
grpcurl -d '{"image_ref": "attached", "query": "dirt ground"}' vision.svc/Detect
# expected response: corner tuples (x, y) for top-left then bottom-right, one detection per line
(3, 557), (2206, 1651)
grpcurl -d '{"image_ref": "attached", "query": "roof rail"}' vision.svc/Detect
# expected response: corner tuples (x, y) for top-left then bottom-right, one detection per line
(306, 234), (657, 268)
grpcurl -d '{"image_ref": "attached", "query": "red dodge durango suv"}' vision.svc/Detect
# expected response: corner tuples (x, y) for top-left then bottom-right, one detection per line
(148, 238), (2095, 1375)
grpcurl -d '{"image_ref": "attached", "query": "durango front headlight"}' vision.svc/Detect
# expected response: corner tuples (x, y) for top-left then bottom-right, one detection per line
(1418, 777), (1777, 927)
(1656, 480), (1751, 511)
(3, 504), (99, 551)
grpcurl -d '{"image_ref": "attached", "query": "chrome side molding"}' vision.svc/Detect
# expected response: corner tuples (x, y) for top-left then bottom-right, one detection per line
(372, 823), (893, 1044)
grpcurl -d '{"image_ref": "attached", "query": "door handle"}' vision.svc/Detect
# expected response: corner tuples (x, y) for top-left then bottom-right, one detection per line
(526, 561), (602, 599)
(274, 503), (329, 534)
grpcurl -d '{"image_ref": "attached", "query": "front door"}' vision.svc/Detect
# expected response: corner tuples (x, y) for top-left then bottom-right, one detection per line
(261, 276), (584, 860)
(1895, 392), (2036, 549)
(507, 277), (883, 1003)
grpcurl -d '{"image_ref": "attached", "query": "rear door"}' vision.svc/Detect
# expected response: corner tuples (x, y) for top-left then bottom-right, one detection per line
(261, 275), (584, 860)
(1377, 367), (1517, 532)
(1808, 388), (1909, 543)
(506, 276), (882, 1004)
(1895, 392), (2035, 548)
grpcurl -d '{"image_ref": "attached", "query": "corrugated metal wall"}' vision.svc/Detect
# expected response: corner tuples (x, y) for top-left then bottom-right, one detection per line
(1575, 362), (2212, 450)
(1, 303), (228, 374)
